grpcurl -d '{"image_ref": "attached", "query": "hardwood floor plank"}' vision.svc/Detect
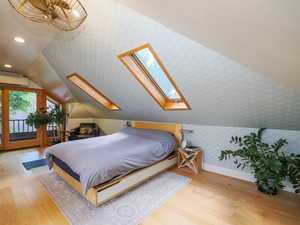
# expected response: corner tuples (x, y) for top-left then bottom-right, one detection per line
(0, 148), (299, 225)
(0, 187), (20, 225)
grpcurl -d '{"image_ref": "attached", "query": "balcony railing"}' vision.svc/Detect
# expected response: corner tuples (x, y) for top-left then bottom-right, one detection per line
(10, 119), (36, 133)
(0, 119), (57, 141)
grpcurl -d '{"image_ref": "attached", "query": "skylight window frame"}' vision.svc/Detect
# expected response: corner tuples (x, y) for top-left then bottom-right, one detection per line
(131, 53), (181, 102)
(67, 73), (121, 111)
(118, 44), (191, 110)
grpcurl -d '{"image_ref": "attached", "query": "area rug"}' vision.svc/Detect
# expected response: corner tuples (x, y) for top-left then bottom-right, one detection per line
(31, 165), (52, 175)
(22, 158), (48, 170)
(39, 172), (191, 225)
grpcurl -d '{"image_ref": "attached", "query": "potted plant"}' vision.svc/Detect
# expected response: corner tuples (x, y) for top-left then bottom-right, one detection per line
(26, 105), (67, 144)
(26, 108), (51, 129)
(48, 105), (67, 143)
(219, 128), (300, 195)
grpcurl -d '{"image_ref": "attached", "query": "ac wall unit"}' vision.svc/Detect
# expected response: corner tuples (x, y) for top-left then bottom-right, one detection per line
(0, 71), (29, 87)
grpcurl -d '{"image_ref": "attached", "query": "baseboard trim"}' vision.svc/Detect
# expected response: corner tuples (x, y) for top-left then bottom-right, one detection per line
(203, 163), (255, 182)
(202, 163), (294, 193)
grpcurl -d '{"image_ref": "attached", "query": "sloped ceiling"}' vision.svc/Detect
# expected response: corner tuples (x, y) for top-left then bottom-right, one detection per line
(68, 102), (110, 118)
(24, 55), (73, 101)
(0, 0), (73, 101)
(42, 0), (300, 130)
(118, 0), (300, 91)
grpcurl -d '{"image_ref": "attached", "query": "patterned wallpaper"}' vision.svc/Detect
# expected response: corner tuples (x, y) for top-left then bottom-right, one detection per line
(43, 0), (300, 130)
(183, 124), (300, 172)
(95, 119), (300, 174)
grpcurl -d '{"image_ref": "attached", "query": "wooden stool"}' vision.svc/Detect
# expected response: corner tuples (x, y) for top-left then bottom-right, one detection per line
(177, 147), (202, 174)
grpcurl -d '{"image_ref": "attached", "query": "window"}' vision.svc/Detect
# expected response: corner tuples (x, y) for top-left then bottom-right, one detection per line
(46, 97), (60, 137)
(0, 90), (2, 146)
(118, 44), (190, 110)
(47, 97), (59, 111)
(67, 73), (120, 111)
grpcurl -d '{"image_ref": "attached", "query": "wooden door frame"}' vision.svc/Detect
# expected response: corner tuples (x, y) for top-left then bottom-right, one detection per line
(42, 91), (66, 147)
(0, 88), (4, 150)
(3, 87), (42, 150)
(0, 86), (65, 150)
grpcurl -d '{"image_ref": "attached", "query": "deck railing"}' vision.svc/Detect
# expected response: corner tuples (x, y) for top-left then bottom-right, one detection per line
(0, 119), (57, 141)
(8, 119), (57, 134)
(9, 119), (36, 133)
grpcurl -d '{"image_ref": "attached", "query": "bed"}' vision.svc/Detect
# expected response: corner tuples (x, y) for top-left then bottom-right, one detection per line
(45, 122), (182, 206)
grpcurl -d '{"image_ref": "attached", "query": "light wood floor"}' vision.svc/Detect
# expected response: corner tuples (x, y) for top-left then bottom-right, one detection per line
(0, 148), (299, 225)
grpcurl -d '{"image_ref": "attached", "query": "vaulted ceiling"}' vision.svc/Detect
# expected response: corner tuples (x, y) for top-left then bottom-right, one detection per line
(118, 0), (300, 91)
(0, 0), (73, 101)
(1, 0), (300, 130)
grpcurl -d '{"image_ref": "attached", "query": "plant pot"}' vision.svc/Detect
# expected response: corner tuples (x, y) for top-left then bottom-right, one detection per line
(257, 185), (278, 195)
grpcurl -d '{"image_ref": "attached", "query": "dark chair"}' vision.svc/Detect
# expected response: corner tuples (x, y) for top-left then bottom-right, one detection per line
(68, 123), (101, 141)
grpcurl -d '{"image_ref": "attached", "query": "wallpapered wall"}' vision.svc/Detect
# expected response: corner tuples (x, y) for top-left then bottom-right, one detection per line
(70, 118), (300, 171)
(67, 118), (125, 134)
(71, 118), (300, 190)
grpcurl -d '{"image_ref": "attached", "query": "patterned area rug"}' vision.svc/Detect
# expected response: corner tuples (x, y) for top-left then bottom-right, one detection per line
(39, 172), (191, 225)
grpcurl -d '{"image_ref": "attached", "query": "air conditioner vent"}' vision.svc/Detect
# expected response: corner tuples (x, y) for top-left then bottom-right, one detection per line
(0, 71), (29, 87)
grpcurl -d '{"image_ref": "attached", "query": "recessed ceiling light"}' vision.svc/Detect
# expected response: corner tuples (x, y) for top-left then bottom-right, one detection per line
(4, 64), (12, 68)
(14, 37), (25, 43)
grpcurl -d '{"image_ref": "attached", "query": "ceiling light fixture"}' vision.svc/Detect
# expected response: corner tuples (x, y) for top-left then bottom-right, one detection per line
(14, 36), (25, 43)
(8, 0), (88, 31)
(4, 64), (12, 68)
(72, 9), (80, 18)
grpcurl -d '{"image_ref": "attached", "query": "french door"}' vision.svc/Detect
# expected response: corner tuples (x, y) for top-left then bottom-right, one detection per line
(0, 87), (65, 150)
(0, 90), (3, 150)
(1, 88), (42, 150)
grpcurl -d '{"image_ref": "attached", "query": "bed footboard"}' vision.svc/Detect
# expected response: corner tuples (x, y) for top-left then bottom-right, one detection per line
(53, 154), (177, 206)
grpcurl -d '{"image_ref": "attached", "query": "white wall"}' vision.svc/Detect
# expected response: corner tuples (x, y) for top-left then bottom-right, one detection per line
(67, 118), (126, 134)
(67, 118), (95, 130)
(0, 72), (42, 89)
(67, 102), (108, 119)
(93, 119), (300, 169)
(92, 118), (300, 192)
(94, 119), (126, 135)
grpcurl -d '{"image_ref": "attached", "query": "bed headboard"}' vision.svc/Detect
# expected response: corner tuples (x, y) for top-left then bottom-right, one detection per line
(131, 121), (182, 145)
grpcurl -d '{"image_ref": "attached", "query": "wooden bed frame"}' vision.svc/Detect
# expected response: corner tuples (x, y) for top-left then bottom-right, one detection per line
(52, 121), (182, 206)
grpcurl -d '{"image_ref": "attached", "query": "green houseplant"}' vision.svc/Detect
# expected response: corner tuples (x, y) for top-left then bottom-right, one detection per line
(219, 128), (300, 195)
(48, 105), (68, 142)
(26, 105), (67, 143)
(25, 108), (51, 129)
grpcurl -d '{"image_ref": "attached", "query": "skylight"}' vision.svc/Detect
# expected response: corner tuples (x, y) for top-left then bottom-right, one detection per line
(133, 48), (181, 100)
(67, 73), (120, 111)
(118, 44), (190, 110)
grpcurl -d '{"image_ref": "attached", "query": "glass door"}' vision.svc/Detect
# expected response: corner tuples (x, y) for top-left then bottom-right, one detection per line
(0, 90), (2, 150)
(46, 97), (59, 138)
(44, 96), (63, 145)
(0, 87), (65, 150)
(4, 89), (42, 150)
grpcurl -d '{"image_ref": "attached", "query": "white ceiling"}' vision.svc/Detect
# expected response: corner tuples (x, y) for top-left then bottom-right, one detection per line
(43, 0), (300, 130)
(1, 0), (300, 130)
(118, 0), (300, 92)
(0, 0), (73, 101)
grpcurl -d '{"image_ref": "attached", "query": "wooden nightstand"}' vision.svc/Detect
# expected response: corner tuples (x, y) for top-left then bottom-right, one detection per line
(177, 147), (202, 174)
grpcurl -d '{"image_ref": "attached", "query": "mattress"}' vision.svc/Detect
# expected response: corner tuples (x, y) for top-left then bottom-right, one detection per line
(46, 127), (176, 193)
(52, 155), (80, 181)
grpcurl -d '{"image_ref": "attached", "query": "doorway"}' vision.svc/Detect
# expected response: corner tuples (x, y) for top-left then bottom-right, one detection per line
(0, 87), (65, 150)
